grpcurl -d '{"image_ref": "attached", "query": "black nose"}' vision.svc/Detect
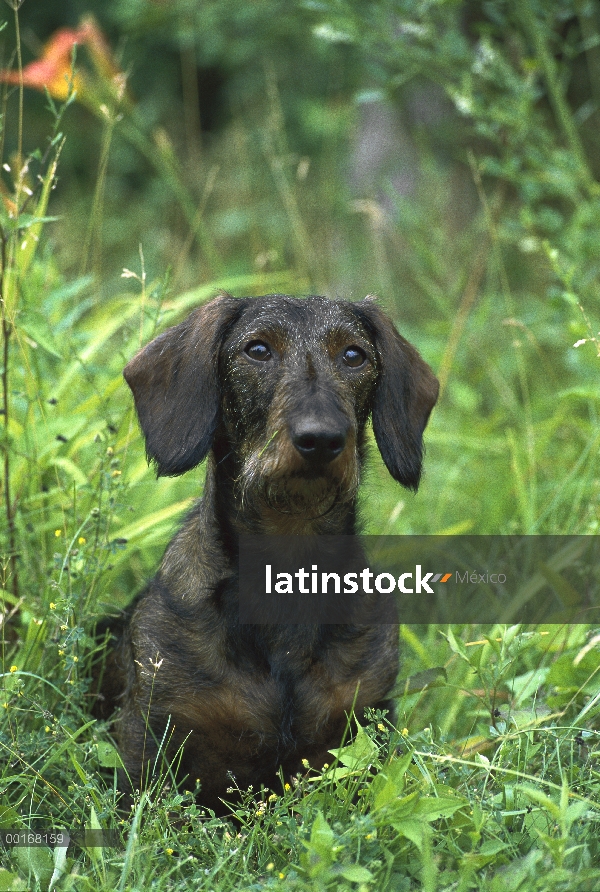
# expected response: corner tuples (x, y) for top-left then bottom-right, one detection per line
(291, 419), (349, 464)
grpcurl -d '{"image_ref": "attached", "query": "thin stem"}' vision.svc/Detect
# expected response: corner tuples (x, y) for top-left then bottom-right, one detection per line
(80, 112), (117, 277)
(1, 3), (24, 600)
(12, 3), (22, 198)
(263, 63), (317, 287)
(1, 293), (18, 599)
(118, 115), (222, 274)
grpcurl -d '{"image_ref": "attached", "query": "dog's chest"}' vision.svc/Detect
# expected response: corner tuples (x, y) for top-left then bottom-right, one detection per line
(168, 637), (394, 754)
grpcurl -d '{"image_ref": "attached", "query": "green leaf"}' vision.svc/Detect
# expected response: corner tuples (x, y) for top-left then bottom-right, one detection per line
(328, 722), (378, 770)
(445, 627), (468, 660)
(519, 786), (561, 820)
(48, 844), (68, 892)
(307, 811), (335, 862)
(338, 864), (374, 882)
(565, 800), (587, 828)
(381, 789), (420, 820)
(70, 753), (88, 786)
(0, 806), (24, 829)
(18, 151), (61, 280)
(110, 499), (195, 543)
(371, 751), (413, 811)
(381, 791), (466, 832)
(0, 589), (21, 607)
(18, 311), (63, 359)
(47, 457), (88, 486)
(413, 795), (466, 821)
(390, 667), (447, 696)
(96, 741), (123, 768)
(0, 869), (28, 892)
(480, 840), (508, 856)
(13, 846), (54, 890)
(85, 805), (105, 869)
(7, 214), (59, 232)
(392, 818), (424, 850)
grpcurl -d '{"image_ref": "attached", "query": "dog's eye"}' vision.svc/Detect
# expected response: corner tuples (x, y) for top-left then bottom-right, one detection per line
(245, 340), (272, 362)
(342, 346), (367, 368)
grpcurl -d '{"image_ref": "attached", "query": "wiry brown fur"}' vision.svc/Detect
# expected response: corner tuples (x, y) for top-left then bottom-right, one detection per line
(98, 294), (439, 812)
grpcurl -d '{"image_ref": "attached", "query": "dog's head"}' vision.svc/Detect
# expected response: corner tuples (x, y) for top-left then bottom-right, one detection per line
(124, 294), (439, 506)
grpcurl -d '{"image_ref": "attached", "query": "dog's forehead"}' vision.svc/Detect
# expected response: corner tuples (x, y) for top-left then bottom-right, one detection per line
(229, 295), (369, 345)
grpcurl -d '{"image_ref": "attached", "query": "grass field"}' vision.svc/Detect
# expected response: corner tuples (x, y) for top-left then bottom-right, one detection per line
(1, 2), (600, 889)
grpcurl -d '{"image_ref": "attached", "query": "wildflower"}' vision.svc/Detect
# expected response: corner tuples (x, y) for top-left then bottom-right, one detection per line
(9, 665), (17, 673)
(279, 873), (285, 880)
(55, 529), (62, 537)
(78, 537), (86, 545)
(0, 17), (128, 114)
(49, 602), (56, 609)
(268, 793), (278, 801)
(401, 728), (409, 737)
(301, 758), (309, 768)
(0, 26), (86, 100)
(284, 783), (291, 791)
(165, 848), (174, 856)
(377, 723), (385, 731)
(266, 863), (274, 871)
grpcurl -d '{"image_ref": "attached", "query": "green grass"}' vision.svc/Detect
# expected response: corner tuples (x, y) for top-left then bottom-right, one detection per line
(2, 625), (600, 890)
(1, 1), (600, 888)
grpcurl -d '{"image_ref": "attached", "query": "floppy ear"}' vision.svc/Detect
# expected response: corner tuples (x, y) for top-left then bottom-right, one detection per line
(354, 300), (439, 491)
(123, 293), (243, 477)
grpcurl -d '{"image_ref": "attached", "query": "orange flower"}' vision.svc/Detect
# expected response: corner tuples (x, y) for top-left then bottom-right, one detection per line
(0, 16), (126, 108)
(0, 27), (84, 100)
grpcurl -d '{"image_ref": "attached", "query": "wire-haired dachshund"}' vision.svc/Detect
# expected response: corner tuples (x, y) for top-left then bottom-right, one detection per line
(99, 293), (439, 811)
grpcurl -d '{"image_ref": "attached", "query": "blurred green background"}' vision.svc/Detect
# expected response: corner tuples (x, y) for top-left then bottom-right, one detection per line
(1, 0), (599, 611)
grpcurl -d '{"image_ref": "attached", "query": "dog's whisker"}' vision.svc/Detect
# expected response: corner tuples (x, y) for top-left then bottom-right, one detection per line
(216, 450), (233, 466)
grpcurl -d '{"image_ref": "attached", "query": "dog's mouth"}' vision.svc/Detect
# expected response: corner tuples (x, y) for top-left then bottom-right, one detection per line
(288, 465), (335, 480)
(262, 478), (345, 517)
(236, 464), (354, 518)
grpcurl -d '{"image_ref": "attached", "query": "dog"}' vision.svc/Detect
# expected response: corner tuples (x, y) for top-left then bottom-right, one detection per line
(99, 293), (438, 811)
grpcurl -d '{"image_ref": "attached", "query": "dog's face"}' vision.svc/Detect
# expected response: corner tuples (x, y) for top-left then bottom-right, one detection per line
(124, 294), (439, 514)
(217, 296), (378, 513)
